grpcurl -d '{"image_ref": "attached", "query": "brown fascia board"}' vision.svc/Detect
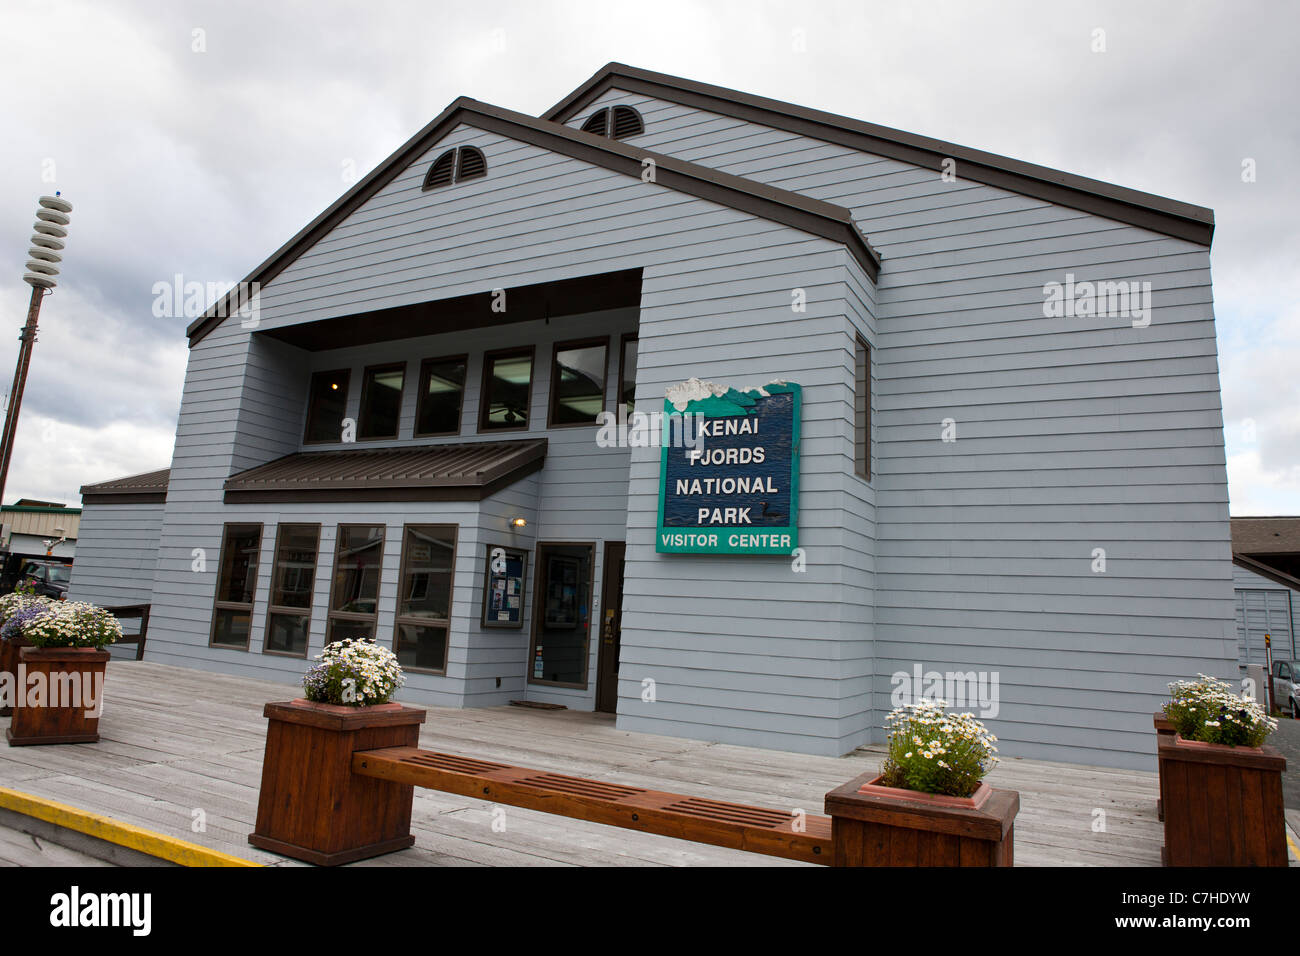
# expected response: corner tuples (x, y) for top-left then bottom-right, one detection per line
(1233, 554), (1300, 593)
(546, 63), (1215, 247)
(186, 97), (880, 348)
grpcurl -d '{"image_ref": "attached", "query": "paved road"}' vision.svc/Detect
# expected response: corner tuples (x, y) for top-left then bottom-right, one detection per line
(1270, 715), (1300, 809)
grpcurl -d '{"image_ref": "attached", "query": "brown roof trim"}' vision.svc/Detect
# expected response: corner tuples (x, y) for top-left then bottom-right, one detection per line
(80, 468), (170, 504)
(186, 97), (880, 348)
(222, 438), (547, 504)
(1233, 554), (1300, 594)
(546, 63), (1215, 247)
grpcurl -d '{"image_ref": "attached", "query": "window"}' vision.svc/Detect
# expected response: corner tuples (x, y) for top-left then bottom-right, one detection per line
(394, 525), (457, 673)
(265, 524), (320, 657)
(618, 335), (638, 418)
(415, 355), (467, 436)
(854, 335), (871, 480)
(358, 362), (405, 440)
(210, 523), (262, 649)
(327, 525), (385, 643)
(303, 369), (350, 444)
(581, 106), (643, 140)
(548, 338), (608, 426)
(479, 347), (534, 431)
(423, 146), (487, 190)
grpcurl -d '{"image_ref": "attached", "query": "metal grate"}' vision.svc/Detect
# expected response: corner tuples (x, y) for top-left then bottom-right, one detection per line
(456, 146), (486, 182)
(580, 108), (609, 137)
(610, 105), (643, 139)
(423, 149), (456, 190)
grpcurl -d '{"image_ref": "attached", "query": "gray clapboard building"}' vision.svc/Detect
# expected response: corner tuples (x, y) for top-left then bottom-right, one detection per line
(70, 64), (1235, 770)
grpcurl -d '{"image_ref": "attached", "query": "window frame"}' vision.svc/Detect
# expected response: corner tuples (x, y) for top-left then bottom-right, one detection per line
(478, 345), (535, 433)
(413, 353), (468, 438)
(208, 522), (263, 651)
(357, 361), (407, 442)
(262, 522), (322, 659)
(302, 368), (351, 445)
(617, 333), (638, 419)
(547, 336), (610, 429)
(393, 523), (459, 676)
(854, 334), (871, 482)
(325, 523), (387, 644)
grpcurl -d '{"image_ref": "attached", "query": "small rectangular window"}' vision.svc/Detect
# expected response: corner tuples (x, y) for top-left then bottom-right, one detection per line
(854, 335), (871, 480)
(394, 524), (458, 673)
(549, 338), (608, 427)
(415, 355), (467, 437)
(479, 347), (534, 431)
(618, 335), (638, 418)
(327, 524), (385, 643)
(210, 523), (262, 649)
(303, 369), (350, 444)
(358, 363), (406, 440)
(265, 523), (320, 657)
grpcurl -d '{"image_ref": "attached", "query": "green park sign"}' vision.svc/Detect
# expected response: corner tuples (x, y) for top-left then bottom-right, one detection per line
(656, 380), (800, 555)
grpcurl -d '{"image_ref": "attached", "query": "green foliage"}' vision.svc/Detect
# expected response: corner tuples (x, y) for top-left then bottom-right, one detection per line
(878, 698), (999, 797)
(1164, 674), (1276, 747)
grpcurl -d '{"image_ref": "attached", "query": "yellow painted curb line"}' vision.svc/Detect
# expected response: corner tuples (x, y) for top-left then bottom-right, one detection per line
(1287, 829), (1300, 862)
(0, 786), (260, 867)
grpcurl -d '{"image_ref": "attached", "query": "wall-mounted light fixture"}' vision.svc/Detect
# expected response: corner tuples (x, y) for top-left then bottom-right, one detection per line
(509, 517), (527, 528)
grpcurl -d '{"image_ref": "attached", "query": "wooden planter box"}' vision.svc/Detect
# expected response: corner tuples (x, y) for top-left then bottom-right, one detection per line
(1159, 733), (1287, 866)
(0, 636), (32, 717)
(6, 646), (109, 746)
(249, 698), (427, 866)
(1153, 712), (1175, 821)
(824, 771), (1018, 866)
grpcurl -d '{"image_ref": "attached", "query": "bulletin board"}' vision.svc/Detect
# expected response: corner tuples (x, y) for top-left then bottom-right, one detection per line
(481, 545), (527, 628)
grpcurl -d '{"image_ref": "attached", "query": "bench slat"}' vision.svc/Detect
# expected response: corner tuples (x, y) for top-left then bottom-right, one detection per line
(353, 745), (832, 865)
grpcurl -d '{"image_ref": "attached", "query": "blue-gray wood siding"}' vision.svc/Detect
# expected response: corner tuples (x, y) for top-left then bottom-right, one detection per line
(570, 88), (1236, 768)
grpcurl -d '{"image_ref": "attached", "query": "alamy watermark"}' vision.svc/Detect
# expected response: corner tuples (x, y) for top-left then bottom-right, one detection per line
(595, 407), (706, 449)
(891, 664), (999, 718)
(152, 274), (261, 327)
(0, 665), (104, 717)
(1043, 273), (1151, 328)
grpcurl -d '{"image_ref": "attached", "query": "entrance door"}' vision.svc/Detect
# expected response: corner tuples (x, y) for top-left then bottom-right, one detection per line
(595, 542), (626, 713)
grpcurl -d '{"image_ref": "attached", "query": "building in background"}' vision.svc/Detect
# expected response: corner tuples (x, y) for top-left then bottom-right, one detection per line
(69, 63), (1235, 770)
(0, 498), (79, 593)
(1231, 516), (1299, 670)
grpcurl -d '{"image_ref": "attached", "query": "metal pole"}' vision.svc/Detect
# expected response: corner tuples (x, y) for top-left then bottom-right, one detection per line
(0, 284), (45, 505)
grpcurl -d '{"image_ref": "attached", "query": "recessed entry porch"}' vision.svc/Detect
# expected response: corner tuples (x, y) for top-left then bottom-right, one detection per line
(189, 267), (642, 713)
(0, 660), (1191, 866)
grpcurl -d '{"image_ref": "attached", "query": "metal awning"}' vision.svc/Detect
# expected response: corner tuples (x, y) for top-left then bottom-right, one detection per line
(222, 439), (547, 503)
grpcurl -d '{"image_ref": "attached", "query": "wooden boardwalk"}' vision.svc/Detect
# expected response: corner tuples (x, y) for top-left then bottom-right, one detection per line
(0, 660), (1178, 866)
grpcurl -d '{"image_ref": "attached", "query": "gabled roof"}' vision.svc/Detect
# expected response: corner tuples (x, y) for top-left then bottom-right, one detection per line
(222, 439), (548, 503)
(187, 97), (880, 348)
(80, 468), (171, 504)
(1232, 516), (1300, 555)
(546, 63), (1215, 247)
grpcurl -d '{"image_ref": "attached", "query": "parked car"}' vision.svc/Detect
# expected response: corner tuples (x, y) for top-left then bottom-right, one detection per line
(15, 559), (71, 600)
(1271, 660), (1299, 715)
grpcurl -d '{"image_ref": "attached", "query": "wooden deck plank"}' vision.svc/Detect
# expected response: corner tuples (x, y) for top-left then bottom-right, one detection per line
(0, 660), (1167, 867)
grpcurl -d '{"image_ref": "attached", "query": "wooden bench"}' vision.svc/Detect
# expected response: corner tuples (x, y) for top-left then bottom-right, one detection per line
(352, 746), (832, 864)
(247, 699), (1016, 867)
(106, 604), (149, 661)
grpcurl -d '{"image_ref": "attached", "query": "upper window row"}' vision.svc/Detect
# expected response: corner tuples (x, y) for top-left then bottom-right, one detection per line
(303, 336), (638, 444)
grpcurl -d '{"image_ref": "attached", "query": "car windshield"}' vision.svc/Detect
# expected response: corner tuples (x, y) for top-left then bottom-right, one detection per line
(47, 566), (71, 584)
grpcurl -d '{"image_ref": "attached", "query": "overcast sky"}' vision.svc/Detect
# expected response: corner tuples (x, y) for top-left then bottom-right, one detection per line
(0, 0), (1295, 515)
